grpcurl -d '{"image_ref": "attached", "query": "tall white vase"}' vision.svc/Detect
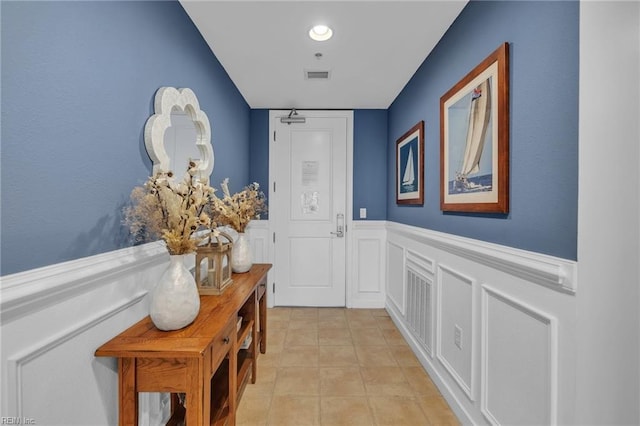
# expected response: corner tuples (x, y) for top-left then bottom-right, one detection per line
(150, 254), (201, 331)
(232, 233), (253, 273)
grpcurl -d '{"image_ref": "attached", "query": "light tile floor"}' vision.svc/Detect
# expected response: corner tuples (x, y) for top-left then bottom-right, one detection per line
(236, 307), (460, 426)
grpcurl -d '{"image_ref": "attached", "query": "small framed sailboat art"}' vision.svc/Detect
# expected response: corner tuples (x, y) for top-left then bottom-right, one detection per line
(396, 121), (425, 205)
(440, 42), (510, 213)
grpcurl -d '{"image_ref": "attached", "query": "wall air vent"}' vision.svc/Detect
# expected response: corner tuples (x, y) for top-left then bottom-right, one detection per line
(305, 70), (331, 80)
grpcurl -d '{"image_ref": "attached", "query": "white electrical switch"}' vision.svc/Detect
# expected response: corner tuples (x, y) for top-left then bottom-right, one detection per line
(359, 208), (367, 219)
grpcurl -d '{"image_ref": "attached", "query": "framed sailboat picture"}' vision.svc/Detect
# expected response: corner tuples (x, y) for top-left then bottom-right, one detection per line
(440, 42), (509, 213)
(396, 121), (424, 205)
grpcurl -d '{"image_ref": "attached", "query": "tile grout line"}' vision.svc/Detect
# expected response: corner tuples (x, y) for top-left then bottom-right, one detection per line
(239, 307), (456, 426)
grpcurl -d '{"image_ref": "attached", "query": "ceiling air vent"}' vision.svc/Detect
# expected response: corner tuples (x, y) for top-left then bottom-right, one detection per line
(305, 70), (331, 80)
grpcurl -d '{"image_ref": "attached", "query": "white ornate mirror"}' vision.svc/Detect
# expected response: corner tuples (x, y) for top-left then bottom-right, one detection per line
(144, 87), (214, 183)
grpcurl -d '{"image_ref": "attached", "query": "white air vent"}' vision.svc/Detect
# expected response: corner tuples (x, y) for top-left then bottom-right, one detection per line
(305, 70), (331, 80)
(405, 267), (434, 355)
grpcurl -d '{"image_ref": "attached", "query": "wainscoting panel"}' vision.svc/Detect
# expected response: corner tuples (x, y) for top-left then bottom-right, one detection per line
(385, 222), (577, 425)
(350, 221), (387, 308)
(246, 220), (273, 307)
(386, 240), (405, 315)
(357, 239), (383, 293)
(246, 220), (270, 265)
(0, 241), (172, 425)
(437, 264), (476, 401)
(481, 285), (558, 425)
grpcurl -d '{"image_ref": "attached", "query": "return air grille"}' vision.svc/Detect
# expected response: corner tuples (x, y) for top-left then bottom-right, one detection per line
(305, 70), (330, 80)
(405, 267), (433, 354)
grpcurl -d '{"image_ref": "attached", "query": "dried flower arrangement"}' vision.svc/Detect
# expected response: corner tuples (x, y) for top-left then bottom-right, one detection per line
(208, 179), (267, 233)
(124, 161), (215, 255)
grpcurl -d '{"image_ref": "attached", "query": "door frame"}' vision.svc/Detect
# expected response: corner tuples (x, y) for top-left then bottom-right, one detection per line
(268, 109), (354, 308)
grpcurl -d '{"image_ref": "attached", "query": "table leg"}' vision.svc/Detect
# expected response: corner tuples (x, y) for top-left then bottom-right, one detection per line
(202, 350), (211, 426)
(251, 292), (259, 384)
(118, 358), (137, 426)
(259, 284), (267, 354)
(185, 358), (205, 426)
(229, 338), (238, 425)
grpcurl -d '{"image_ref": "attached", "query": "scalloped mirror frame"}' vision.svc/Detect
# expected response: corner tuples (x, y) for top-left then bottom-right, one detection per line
(144, 87), (214, 183)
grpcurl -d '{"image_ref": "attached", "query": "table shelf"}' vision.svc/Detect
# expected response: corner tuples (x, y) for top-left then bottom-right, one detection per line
(210, 358), (231, 426)
(236, 350), (253, 401)
(237, 318), (254, 350)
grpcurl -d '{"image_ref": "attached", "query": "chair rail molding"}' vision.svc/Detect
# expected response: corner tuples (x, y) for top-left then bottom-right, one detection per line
(0, 241), (167, 323)
(386, 222), (577, 293)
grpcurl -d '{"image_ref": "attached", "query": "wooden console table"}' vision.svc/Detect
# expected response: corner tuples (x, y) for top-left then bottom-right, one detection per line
(95, 263), (271, 426)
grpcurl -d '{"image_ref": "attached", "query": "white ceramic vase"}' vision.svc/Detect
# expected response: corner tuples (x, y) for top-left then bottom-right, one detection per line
(232, 233), (252, 273)
(150, 254), (200, 331)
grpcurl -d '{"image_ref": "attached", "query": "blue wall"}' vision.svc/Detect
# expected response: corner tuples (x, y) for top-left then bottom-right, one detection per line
(2, 0), (579, 276)
(248, 109), (270, 214)
(1, 1), (250, 275)
(388, 0), (579, 260)
(353, 110), (388, 220)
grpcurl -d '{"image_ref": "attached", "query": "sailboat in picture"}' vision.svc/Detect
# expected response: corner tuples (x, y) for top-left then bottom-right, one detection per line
(402, 146), (415, 191)
(453, 78), (492, 193)
(396, 120), (424, 205)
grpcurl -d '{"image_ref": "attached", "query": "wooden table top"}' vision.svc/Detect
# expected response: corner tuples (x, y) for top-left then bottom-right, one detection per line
(95, 263), (271, 358)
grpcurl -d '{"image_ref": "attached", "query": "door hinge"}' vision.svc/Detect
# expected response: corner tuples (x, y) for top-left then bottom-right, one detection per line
(273, 130), (276, 142)
(273, 232), (276, 243)
(272, 282), (275, 293)
(273, 181), (276, 193)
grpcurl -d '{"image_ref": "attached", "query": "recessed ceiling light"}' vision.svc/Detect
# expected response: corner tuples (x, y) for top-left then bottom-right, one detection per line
(309, 24), (333, 41)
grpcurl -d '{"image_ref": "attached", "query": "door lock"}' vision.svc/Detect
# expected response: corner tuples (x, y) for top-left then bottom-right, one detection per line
(330, 213), (345, 237)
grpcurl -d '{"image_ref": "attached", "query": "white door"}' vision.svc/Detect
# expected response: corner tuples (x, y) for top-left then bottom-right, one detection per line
(270, 110), (352, 306)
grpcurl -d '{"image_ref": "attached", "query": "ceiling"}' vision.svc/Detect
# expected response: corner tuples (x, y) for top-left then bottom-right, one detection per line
(179, 1), (468, 109)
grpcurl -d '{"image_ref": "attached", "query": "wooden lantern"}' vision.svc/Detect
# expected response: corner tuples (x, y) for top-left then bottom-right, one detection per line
(195, 231), (233, 295)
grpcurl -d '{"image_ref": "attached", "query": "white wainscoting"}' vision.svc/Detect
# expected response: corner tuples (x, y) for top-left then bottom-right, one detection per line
(480, 285), (558, 425)
(349, 221), (387, 308)
(0, 223), (271, 425)
(437, 264), (476, 402)
(1, 220), (577, 425)
(245, 220), (273, 307)
(386, 240), (405, 314)
(0, 241), (175, 425)
(245, 220), (270, 266)
(385, 222), (577, 425)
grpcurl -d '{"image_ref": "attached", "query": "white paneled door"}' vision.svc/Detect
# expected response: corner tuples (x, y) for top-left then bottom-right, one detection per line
(270, 110), (351, 306)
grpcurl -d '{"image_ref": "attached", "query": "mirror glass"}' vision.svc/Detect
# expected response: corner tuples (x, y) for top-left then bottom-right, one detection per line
(164, 107), (201, 176)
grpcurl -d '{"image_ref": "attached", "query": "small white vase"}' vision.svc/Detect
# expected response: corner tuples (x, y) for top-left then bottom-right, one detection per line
(150, 254), (200, 331)
(232, 233), (252, 273)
